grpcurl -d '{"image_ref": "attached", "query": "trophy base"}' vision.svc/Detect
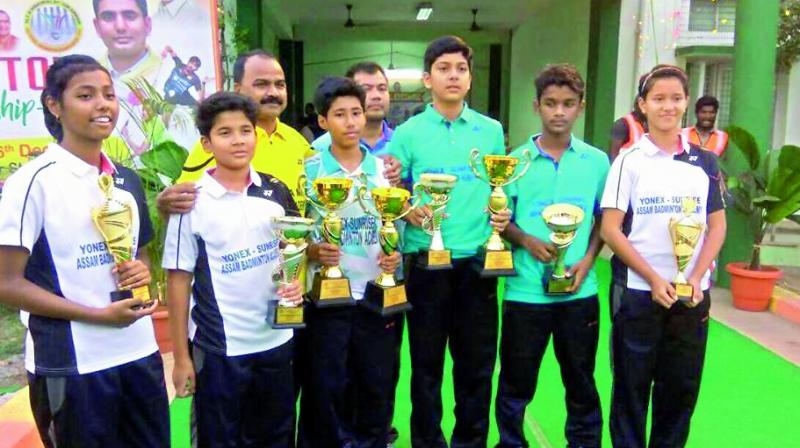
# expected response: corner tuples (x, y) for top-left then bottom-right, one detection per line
(421, 250), (452, 270)
(310, 274), (356, 307)
(266, 300), (306, 329)
(673, 282), (694, 305)
(360, 281), (413, 316)
(543, 268), (574, 295)
(478, 248), (517, 278)
(110, 285), (152, 310)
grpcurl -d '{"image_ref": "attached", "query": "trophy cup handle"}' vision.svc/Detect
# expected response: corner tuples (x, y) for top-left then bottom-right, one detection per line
(305, 194), (329, 217)
(420, 193), (451, 236)
(356, 183), (382, 219)
(503, 148), (533, 186)
(468, 148), (486, 182)
(392, 182), (425, 222)
(337, 174), (364, 213)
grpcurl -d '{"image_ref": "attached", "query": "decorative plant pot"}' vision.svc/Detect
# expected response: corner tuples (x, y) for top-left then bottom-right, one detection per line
(725, 262), (783, 312)
(152, 307), (173, 354)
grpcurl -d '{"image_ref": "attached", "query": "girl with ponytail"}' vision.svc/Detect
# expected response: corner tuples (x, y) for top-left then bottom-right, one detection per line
(0, 55), (169, 447)
(599, 64), (727, 447)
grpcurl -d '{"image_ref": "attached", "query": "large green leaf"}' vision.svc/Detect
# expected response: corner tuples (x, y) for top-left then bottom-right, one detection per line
(765, 145), (800, 223)
(139, 141), (189, 182)
(137, 167), (164, 192)
(725, 125), (761, 172)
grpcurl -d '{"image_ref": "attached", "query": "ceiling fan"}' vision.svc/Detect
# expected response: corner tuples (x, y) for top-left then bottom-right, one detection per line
(470, 8), (483, 32)
(344, 4), (378, 28)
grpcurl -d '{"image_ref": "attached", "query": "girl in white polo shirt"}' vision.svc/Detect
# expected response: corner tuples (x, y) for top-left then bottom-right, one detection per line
(600, 65), (726, 448)
(0, 55), (168, 447)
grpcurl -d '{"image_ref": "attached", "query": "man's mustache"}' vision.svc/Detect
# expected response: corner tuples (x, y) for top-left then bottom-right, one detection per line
(260, 96), (283, 105)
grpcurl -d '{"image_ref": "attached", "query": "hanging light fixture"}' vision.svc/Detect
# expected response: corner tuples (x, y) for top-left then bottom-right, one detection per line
(416, 2), (433, 21)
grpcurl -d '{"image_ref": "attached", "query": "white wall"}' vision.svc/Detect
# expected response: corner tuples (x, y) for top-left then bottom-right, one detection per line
(774, 60), (800, 147)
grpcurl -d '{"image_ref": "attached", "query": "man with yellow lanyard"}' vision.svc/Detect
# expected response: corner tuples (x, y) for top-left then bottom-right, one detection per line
(158, 50), (314, 214)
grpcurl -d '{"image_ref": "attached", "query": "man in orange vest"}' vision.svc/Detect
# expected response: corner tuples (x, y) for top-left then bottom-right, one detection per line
(609, 72), (653, 160)
(609, 106), (646, 160)
(682, 95), (728, 156)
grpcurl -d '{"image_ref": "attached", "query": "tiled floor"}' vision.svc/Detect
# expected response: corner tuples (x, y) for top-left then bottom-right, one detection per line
(710, 286), (800, 366)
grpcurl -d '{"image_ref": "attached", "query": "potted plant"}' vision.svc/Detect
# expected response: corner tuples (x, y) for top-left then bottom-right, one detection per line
(721, 126), (800, 311)
(115, 79), (191, 352)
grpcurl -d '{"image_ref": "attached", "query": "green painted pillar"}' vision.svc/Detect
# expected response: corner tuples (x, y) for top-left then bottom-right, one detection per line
(585, 0), (621, 151)
(718, 0), (780, 285)
(236, 0), (263, 50)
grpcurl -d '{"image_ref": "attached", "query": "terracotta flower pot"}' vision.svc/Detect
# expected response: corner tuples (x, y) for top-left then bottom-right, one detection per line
(152, 307), (173, 354)
(725, 262), (783, 312)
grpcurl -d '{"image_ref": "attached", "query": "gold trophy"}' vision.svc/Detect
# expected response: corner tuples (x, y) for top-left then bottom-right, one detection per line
(91, 174), (152, 306)
(468, 148), (532, 277)
(541, 204), (585, 295)
(418, 173), (458, 270)
(267, 216), (315, 329)
(306, 177), (356, 306)
(669, 197), (704, 304)
(357, 183), (422, 315)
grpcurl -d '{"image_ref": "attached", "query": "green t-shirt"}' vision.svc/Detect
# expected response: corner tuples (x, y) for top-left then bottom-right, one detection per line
(505, 135), (610, 304)
(389, 104), (505, 259)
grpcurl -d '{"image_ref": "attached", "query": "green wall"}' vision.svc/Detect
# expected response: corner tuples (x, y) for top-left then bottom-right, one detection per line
(236, 0), (279, 54)
(507, 0), (592, 148)
(584, 0), (621, 152)
(294, 25), (511, 125)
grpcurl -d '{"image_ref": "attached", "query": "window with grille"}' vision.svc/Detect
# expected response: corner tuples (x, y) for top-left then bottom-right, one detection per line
(689, 0), (736, 33)
(685, 61), (733, 129)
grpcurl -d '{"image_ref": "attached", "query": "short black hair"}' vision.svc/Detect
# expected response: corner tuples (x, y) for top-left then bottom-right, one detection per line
(196, 92), (258, 137)
(233, 49), (276, 84)
(313, 77), (365, 117)
(639, 64), (689, 99)
(92, 0), (148, 17)
(695, 95), (719, 113)
(188, 56), (201, 67)
(345, 61), (388, 82)
(534, 64), (585, 101)
(423, 36), (473, 73)
(41, 55), (111, 142)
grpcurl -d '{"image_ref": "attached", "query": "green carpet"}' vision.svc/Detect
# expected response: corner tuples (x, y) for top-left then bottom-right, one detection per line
(169, 260), (800, 447)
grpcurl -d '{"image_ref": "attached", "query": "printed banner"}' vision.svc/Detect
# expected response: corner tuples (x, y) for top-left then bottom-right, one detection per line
(0, 0), (222, 185)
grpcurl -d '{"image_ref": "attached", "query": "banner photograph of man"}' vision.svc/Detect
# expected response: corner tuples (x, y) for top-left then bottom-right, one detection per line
(0, 9), (19, 52)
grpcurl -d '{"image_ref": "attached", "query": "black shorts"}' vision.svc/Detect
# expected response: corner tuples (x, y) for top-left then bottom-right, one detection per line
(28, 351), (170, 448)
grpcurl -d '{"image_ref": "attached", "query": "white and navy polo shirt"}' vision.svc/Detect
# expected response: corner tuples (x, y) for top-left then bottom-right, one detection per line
(0, 143), (156, 376)
(304, 146), (390, 300)
(601, 135), (725, 291)
(162, 167), (298, 357)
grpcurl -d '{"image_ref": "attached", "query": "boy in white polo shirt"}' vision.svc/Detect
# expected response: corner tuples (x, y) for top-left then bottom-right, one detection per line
(164, 92), (303, 447)
(0, 55), (168, 447)
(297, 77), (401, 447)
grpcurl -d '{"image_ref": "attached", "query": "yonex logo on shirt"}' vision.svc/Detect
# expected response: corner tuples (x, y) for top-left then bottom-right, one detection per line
(634, 195), (704, 216)
(263, 190), (273, 197)
(220, 240), (280, 274)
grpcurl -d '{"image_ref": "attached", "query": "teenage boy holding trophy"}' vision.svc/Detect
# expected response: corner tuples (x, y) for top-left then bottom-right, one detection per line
(389, 36), (511, 446)
(495, 64), (609, 448)
(164, 92), (302, 447)
(298, 76), (403, 447)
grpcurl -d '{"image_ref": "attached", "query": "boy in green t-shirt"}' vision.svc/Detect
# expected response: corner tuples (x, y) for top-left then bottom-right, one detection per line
(388, 36), (510, 445)
(496, 64), (609, 447)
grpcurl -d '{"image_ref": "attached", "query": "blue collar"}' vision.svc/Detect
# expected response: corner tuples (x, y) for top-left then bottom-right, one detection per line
(321, 144), (377, 176)
(423, 102), (473, 124)
(530, 134), (577, 160)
